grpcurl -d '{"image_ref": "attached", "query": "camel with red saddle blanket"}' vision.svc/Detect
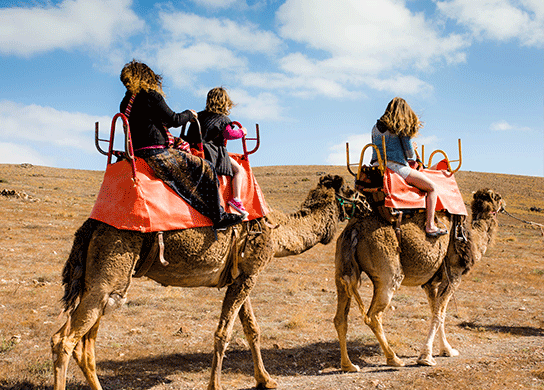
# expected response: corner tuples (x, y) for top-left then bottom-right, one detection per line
(51, 117), (369, 390)
(334, 139), (503, 369)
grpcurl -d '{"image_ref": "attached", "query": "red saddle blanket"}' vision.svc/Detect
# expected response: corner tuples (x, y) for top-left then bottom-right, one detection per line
(89, 153), (269, 232)
(383, 167), (467, 216)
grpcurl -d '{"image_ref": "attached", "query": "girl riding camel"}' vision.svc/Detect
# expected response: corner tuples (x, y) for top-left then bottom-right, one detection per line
(186, 87), (249, 219)
(119, 60), (243, 230)
(371, 97), (447, 237)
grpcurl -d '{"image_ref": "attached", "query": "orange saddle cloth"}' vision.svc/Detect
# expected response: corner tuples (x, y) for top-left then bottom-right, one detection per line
(383, 167), (467, 216)
(89, 153), (269, 232)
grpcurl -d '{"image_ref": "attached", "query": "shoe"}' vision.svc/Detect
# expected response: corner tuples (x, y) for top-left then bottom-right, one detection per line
(425, 227), (448, 237)
(228, 198), (249, 219)
(214, 213), (244, 231)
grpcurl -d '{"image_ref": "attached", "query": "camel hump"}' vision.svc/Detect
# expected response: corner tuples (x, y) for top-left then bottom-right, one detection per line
(89, 154), (270, 232)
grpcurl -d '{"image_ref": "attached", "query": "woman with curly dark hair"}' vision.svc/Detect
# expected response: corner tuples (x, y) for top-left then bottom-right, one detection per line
(119, 60), (243, 230)
(371, 97), (447, 237)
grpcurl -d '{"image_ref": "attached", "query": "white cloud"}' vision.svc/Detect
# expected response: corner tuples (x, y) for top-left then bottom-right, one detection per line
(490, 120), (532, 131)
(228, 89), (286, 121)
(490, 120), (514, 131)
(155, 42), (247, 89)
(327, 133), (372, 166)
(189, 0), (241, 9)
(0, 142), (52, 166)
(0, 100), (110, 154)
(238, 54), (359, 98)
(0, 0), (144, 56)
(150, 2), (466, 100)
(436, 0), (544, 46)
(269, 0), (473, 98)
(365, 75), (434, 96)
(160, 11), (282, 54)
(276, 0), (470, 74)
(153, 11), (284, 91)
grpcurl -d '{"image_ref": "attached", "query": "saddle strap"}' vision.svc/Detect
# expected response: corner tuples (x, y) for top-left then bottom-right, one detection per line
(133, 231), (168, 278)
(394, 211), (403, 253)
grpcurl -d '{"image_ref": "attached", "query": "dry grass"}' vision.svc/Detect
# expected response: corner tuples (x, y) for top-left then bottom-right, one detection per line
(0, 163), (543, 389)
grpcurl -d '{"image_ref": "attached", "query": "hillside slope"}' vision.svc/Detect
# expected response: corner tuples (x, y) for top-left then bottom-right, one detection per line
(0, 163), (542, 390)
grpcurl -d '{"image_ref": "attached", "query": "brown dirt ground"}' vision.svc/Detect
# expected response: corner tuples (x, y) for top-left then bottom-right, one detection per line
(0, 163), (543, 390)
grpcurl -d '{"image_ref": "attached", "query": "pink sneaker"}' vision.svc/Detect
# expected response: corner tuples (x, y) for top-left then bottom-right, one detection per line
(228, 198), (249, 219)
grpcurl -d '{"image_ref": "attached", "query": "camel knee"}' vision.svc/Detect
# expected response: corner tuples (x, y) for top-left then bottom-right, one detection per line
(333, 313), (345, 331)
(364, 310), (383, 329)
(103, 292), (127, 315)
(213, 330), (230, 353)
(51, 326), (74, 359)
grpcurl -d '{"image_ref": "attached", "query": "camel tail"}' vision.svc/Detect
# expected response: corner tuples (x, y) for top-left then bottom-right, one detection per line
(61, 218), (99, 314)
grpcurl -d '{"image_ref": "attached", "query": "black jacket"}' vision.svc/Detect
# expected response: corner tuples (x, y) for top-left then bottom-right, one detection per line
(120, 90), (194, 151)
(187, 111), (233, 176)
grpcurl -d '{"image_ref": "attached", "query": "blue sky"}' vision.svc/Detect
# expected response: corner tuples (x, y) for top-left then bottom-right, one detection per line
(0, 0), (542, 176)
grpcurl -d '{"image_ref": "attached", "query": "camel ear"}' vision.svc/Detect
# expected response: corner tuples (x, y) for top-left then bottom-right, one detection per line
(319, 174), (343, 190)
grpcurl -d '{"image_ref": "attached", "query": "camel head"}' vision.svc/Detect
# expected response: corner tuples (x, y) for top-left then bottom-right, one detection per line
(471, 188), (503, 221)
(298, 174), (355, 245)
(317, 175), (371, 222)
(318, 174), (353, 196)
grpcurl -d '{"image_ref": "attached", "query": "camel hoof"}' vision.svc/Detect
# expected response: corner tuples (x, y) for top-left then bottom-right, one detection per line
(341, 363), (360, 372)
(257, 378), (278, 389)
(417, 354), (437, 366)
(440, 348), (459, 357)
(386, 356), (405, 367)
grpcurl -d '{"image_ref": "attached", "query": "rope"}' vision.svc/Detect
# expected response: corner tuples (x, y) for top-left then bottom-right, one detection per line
(500, 209), (544, 236)
(336, 193), (371, 220)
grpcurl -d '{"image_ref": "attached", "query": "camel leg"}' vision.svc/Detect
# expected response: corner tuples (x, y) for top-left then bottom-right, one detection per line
(333, 276), (360, 372)
(417, 284), (458, 365)
(208, 275), (258, 390)
(365, 278), (404, 367)
(238, 297), (277, 389)
(437, 314), (459, 358)
(51, 297), (106, 390)
(52, 232), (138, 390)
(72, 319), (102, 389)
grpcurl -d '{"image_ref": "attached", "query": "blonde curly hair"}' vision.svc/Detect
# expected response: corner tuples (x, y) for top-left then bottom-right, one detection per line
(379, 97), (423, 137)
(120, 59), (164, 96)
(205, 87), (234, 115)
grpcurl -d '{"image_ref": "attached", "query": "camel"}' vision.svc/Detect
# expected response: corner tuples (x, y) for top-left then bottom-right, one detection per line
(51, 174), (364, 390)
(333, 188), (503, 370)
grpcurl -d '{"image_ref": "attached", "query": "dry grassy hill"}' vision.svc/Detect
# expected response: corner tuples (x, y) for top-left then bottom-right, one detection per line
(0, 163), (543, 390)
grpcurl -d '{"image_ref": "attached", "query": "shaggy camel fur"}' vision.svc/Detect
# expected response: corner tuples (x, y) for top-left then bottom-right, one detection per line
(334, 188), (503, 369)
(51, 174), (361, 390)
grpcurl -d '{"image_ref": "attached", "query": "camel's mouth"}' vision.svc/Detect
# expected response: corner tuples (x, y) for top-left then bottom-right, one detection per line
(336, 192), (370, 221)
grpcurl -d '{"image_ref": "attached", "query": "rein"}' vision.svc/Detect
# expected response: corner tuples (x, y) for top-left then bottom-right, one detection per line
(336, 193), (370, 221)
(500, 208), (544, 236)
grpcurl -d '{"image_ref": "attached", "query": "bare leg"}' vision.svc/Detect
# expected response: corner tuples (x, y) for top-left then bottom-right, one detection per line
(230, 157), (243, 200)
(405, 170), (441, 233)
(238, 297), (277, 388)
